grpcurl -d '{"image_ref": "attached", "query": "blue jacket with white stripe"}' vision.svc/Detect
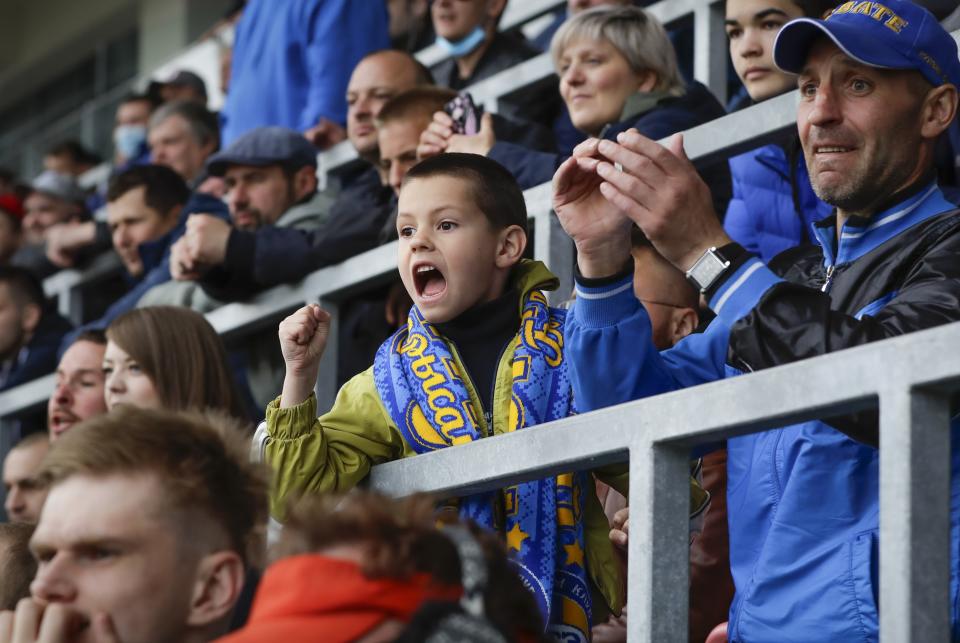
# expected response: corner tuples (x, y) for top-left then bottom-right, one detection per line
(566, 181), (960, 642)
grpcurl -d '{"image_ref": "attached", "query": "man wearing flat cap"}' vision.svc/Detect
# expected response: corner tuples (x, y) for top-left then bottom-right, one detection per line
(158, 126), (332, 297)
(10, 171), (88, 278)
(554, 1), (960, 639)
(141, 127), (333, 407)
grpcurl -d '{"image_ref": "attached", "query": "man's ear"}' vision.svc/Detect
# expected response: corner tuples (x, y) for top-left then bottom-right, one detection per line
(920, 83), (958, 140)
(185, 551), (245, 630)
(20, 302), (41, 337)
(495, 224), (526, 269)
(669, 307), (698, 346)
(292, 165), (319, 202)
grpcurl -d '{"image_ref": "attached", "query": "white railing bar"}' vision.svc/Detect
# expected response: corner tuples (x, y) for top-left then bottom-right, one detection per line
(47, 85), (798, 317)
(367, 321), (960, 641)
(21, 91), (802, 418)
(318, 0), (718, 177)
(367, 321), (960, 496)
(0, 373), (54, 417)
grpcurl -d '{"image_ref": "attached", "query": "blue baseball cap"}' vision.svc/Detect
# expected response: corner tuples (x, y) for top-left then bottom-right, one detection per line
(206, 126), (318, 177)
(774, 0), (960, 89)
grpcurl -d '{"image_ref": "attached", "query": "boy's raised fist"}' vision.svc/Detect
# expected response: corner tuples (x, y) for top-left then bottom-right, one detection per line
(279, 304), (331, 376)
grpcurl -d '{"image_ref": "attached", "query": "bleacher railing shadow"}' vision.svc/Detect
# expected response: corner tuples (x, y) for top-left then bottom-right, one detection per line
(369, 321), (960, 642)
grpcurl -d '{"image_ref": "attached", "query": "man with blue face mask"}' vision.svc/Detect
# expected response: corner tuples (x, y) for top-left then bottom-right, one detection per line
(430, 0), (561, 129)
(431, 0), (535, 89)
(113, 93), (157, 169)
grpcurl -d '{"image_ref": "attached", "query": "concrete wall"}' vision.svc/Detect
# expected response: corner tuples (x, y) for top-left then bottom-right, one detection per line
(0, 0), (230, 113)
(0, 0), (136, 111)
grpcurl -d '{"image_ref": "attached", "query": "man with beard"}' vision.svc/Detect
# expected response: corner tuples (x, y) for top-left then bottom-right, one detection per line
(47, 332), (107, 441)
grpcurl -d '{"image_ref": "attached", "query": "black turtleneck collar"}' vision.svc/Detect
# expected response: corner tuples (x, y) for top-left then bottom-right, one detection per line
(435, 289), (520, 415)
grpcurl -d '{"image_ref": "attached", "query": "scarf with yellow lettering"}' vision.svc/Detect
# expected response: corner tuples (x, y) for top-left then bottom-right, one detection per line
(373, 290), (592, 641)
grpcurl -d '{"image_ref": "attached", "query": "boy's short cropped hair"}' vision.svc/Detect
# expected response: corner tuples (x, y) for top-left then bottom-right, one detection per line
(403, 153), (527, 232)
(106, 164), (190, 214)
(37, 406), (269, 566)
(0, 522), (36, 610)
(375, 86), (457, 128)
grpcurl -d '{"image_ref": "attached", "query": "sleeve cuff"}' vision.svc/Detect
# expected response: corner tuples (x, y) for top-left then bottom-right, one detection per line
(707, 257), (783, 326)
(573, 272), (642, 328)
(224, 228), (256, 273)
(265, 393), (319, 440)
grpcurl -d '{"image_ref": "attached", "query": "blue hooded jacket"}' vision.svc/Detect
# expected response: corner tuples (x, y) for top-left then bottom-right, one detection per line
(724, 142), (832, 262)
(565, 183), (960, 642)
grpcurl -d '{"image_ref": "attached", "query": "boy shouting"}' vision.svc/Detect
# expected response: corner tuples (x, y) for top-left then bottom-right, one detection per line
(266, 154), (642, 639)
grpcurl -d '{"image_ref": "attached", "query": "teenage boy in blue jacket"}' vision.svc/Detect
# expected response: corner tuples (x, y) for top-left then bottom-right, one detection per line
(554, 2), (960, 640)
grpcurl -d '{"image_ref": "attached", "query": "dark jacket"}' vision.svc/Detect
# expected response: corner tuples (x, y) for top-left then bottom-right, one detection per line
(566, 181), (960, 642)
(431, 30), (540, 90)
(0, 310), (73, 391)
(724, 139), (832, 262)
(488, 82), (732, 216)
(60, 191), (230, 350)
(199, 164), (394, 302)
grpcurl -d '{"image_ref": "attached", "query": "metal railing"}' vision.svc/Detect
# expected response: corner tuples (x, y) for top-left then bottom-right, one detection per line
(2, 4), (959, 638)
(48, 0), (728, 315)
(369, 321), (960, 642)
(316, 0), (726, 180)
(0, 86), (797, 419)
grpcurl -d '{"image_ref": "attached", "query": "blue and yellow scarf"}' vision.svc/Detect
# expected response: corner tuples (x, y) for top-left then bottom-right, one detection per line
(373, 290), (593, 641)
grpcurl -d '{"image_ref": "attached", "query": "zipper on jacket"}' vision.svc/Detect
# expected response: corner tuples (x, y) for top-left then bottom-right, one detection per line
(484, 341), (511, 434)
(821, 264), (836, 293)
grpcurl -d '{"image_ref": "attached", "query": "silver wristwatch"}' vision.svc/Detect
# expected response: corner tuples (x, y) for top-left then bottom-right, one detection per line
(685, 246), (731, 293)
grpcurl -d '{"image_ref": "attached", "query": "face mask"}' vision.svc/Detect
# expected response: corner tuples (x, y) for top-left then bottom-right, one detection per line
(114, 125), (147, 160)
(435, 26), (486, 58)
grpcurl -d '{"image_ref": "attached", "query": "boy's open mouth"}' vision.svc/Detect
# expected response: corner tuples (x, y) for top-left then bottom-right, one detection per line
(413, 263), (447, 300)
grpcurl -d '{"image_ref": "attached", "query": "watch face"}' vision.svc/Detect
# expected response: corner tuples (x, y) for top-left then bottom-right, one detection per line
(687, 250), (729, 291)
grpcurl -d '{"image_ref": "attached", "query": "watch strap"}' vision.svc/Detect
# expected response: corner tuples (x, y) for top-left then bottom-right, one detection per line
(701, 243), (752, 300)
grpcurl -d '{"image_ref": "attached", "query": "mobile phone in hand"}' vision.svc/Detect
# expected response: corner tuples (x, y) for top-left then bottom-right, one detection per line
(444, 92), (484, 135)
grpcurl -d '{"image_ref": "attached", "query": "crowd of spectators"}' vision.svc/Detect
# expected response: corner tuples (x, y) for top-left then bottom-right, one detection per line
(1, 0), (960, 642)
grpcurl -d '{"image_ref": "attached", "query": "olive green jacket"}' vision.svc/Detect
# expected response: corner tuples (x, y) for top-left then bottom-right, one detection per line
(260, 260), (707, 616)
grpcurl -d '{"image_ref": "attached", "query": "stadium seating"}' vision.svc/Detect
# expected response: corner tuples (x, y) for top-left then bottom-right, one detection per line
(1, 2), (959, 639)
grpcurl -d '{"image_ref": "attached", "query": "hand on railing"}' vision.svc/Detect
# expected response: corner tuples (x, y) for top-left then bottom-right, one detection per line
(45, 221), (97, 268)
(552, 138), (633, 279)
(171, 214), (231, 281)
(278, 303), (331, 409)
